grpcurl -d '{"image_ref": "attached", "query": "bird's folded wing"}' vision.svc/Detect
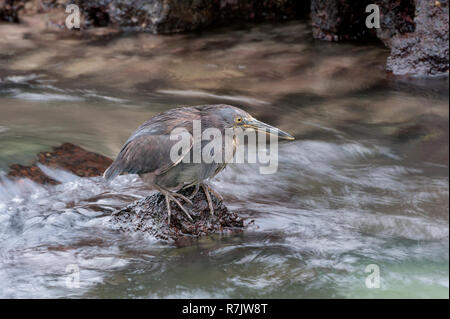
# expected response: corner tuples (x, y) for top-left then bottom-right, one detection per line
(104, 107), (203, 180)
(103, 133), (193, 180)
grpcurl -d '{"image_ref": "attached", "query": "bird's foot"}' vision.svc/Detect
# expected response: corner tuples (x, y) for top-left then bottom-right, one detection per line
(155, 186), (193, 225)
(188, 183), (200, 199)
(170, 191), (193, 206)
(200, 183), (223, 217)
(202, 183), (223, 202)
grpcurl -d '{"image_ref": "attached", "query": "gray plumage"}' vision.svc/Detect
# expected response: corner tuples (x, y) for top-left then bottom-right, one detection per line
(104, 104), (244, 188)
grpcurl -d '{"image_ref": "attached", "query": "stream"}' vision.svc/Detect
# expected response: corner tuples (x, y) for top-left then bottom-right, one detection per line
(0, 21), (448, 298)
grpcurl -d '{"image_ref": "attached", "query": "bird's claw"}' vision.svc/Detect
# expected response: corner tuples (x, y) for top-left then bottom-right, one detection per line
(203, 183), (223, 202)
(155, 186), (194, 224)
(156, 183), (223, 224)
(166, 192), (194, 222)
(171, 191), (193, 206)
(200, 183), (223, 217)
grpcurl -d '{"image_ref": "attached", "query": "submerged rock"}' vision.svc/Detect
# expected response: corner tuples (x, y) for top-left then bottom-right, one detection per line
(111, 185), (244, 242)
(7, 142), (112, 184)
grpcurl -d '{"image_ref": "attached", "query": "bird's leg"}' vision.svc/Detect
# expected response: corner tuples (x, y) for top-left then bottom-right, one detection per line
(170, 191), (193, 206)
(201, 183), (214, 217)
(154, 185), (194, 223)
(165, 195), (172, 225)
(200, 183), (223, 217)
(202, 183), (223, 201)
(166, 192), (193, 222)
(188, 184), (200, 199)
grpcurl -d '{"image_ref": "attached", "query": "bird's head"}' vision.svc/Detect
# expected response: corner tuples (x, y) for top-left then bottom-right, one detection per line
(215, 105), (295, 140)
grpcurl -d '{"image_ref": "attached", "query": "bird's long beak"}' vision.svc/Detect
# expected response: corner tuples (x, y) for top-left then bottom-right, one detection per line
(243, 118), (295, 140)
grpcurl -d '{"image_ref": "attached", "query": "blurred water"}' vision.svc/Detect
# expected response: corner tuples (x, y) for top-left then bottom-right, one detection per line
(0, 21), (448, 298)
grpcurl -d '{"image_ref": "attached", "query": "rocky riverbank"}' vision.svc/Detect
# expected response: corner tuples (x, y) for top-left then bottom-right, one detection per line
(1, 0), (448, 76)
(311, 0), (449, 76)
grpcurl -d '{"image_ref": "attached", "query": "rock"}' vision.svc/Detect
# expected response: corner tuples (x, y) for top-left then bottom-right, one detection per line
(74, 0), (309, 33)
(7, 163), (59, 184)
(386, 0), (449, 76)
(374, 0), (416, 48)
(310, 0), (449, 76)
(7, 142), (113, 184)
(111, 185), (245, 242)
(2, 1), (309, 31)
(310, 0), (416, 43)
(0, 0), (22, 22)
(4, 1), (447, 76)
(0, 0), (66, 23)
(310, 0), (373, 42)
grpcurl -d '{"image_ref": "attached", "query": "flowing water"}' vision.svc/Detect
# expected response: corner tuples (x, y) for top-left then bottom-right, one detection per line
(0, 21), (448, 298)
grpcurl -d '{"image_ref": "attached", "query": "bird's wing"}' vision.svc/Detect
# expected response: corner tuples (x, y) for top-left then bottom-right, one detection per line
(103, 134), (193, 180)
(104, 107), (200, 180)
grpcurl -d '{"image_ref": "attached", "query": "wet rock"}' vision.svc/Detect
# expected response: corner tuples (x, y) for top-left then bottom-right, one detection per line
(7, 163), (59, 184)
(2, 1), (310, 32)
(386, 0), (449, 76)
(374, 0), (416, 47)
(111, 185), (244, 242)
(7, 142), (113, 184)
(0, 0), (22, 22)
(0, 0), (65, 23)
(310, 0), (449, 76)
(310, 0), (416, 43)
(74, 0), (309, 33)
(310, 0), (373, 41)
(4, 1), (446, 76)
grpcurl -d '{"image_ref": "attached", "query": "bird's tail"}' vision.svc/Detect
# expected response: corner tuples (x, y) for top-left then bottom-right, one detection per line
(103, 161), (122, 180)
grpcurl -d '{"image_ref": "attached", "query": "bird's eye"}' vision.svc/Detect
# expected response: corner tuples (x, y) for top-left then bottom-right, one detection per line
(236, 117), (243, 123)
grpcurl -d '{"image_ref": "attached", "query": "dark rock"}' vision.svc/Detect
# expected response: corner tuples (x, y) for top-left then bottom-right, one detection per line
(7, 142), (113, 184)
(4, 1), (446, 76)
(7, 163), (59, 184)
(310, 0), (449, 76)
(375, 0), (416, 47)
(74, 0), (310, 33)
(3, 0), (310, 29)
(0, 0), (23, 22)
(310, 0), (373, 42)
(310, 0), (415, 43)
(386, 0), (449, 76)
(0, 0), (66, 22)
(111, 185), (245, 242)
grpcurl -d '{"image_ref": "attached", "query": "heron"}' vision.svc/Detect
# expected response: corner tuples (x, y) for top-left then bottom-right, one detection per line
(104, 104), (294, 224)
